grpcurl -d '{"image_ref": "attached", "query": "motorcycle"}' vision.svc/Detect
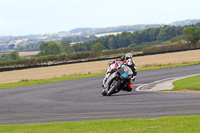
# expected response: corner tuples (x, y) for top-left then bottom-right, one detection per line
(102, 60), (123, 88)
(102, 64), (133, 96)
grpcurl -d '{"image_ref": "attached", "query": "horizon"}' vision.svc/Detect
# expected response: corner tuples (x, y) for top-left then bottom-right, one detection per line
(1, 18), (199, 37)
(1, 0), (200, 36)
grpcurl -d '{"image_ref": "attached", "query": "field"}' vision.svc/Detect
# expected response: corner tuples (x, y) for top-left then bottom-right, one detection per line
(0, 51), (39, 57)
(1, 49), (200, 84)
(18, 51), (39, 57)
(95, 31), (134, 37)
(95, 32), (124, 37)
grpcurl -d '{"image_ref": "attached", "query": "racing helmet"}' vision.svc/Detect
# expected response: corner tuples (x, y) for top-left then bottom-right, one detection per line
(126, 58), (135, 69)
(125, 53), (133, 60)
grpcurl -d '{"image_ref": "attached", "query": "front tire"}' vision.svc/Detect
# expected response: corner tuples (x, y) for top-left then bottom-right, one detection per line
(107, 81), (120, 96)
(101, 89), (107, 96)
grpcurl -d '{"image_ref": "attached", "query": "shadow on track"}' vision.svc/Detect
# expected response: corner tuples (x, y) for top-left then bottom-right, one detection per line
(111, 93), (134, 97)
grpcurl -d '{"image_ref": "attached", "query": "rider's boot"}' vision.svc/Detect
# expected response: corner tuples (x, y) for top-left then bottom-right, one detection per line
(122, 83), (133, 92)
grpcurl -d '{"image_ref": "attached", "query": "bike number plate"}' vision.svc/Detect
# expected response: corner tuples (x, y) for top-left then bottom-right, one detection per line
(122, 73), (128, 78)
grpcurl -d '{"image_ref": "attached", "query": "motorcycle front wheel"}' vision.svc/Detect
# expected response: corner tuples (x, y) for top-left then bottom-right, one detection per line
(107, 81), (120, 96)
(101, 89), (107, 96)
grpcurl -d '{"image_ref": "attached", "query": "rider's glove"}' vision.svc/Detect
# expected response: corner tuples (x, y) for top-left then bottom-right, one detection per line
(113, 67), (117, 71)
(131, 76), (136, 82)
(117, 65), (121, 69)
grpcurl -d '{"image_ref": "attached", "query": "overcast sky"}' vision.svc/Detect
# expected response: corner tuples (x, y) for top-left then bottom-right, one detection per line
(0, 0), (200, 36)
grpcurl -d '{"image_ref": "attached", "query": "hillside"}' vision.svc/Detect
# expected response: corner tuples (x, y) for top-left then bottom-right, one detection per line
(69, 24), (162, 35)
(69, 19), (200, 35)
(171, 19), (200, 26)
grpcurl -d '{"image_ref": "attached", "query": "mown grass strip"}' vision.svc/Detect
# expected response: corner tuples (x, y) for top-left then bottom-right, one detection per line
(1, 62), (200, 89)
(139, 62), (200, 71)
(0, 73), (104, 89)
(170, 74), (200, 91)
(0, 115), (200, 133)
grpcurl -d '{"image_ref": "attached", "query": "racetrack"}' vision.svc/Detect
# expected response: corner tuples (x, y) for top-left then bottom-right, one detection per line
(0, 65), (200, 125)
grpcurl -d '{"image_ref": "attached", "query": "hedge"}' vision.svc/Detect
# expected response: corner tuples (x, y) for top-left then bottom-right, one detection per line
(142, 42), (200, 54)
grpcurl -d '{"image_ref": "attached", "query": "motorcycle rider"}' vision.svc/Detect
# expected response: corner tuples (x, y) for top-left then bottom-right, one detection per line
(102, 53), (137, 91)
(120, 58), (137, 92)
(109, 53), (133, 66)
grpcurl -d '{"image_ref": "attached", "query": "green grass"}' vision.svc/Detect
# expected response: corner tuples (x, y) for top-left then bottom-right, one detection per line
(0, 115), (200, 133)
(0, 73), (104, 89)
(139, 62), (200, 71)
(171, 74), (200, 91)
(1, 61), (200, 89)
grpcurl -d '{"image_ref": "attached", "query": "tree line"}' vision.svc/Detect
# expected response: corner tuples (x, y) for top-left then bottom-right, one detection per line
(72, 23), (200, 52)
(142, 23), (200, 54)
(0, 41), (104, 69)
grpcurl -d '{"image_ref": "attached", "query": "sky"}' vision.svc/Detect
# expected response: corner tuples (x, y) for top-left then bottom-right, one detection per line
(0, 0), (200, 36)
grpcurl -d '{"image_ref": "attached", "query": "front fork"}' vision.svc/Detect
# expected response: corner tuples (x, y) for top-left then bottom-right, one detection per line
(102, 73), (111, 87)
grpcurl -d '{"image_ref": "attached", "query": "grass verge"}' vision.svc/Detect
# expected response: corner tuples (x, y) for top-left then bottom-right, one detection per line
(1, 62), (200, 89)
(0, 115), (200, 133)
(0, 73), (104, 89)
(139, 61), (200, 71)
(170, 74), (200, 91)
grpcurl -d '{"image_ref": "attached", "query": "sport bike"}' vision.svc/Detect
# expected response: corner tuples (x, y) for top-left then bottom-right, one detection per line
(102, 64), (133, 96)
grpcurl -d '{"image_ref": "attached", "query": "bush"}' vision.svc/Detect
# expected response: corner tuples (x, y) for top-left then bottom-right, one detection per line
(142, 42), (192, 54)
(102, 47), (142, 56)
(67, 51), (91, 60)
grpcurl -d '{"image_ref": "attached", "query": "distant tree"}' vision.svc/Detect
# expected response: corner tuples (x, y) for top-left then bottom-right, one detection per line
(195, 23), (200, 28)
(145, 28), (160, 42)
(17, 45), (26, 51)
(157, 26), (175, 41)
(88, 35), (98, 40)
(170, 35), (183, 43)
(108, 37), (116, 49)
(91, 42), (105, 57)
(9, 51), (20, 60)
(116, 32), (131, 48)
(38, 41), (63, 56)
(129, 31), (141, 44)
(17, 41), (42, 51)
(72, 43), (88, 52)
(8, 44), (15, 49)
(95, 36), (110, 49)
(26, 43), (40, 51)
(183, 26), (200, 47)
(0, 51), (20, 61)
(60, 40), (74, 54)
(83, 40), (95, 51)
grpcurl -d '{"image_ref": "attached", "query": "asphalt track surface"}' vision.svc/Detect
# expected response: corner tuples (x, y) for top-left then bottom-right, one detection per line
(0, 65), (200, 125)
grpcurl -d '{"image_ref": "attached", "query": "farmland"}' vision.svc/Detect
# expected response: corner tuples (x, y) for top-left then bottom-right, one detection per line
(1, 49), (200, 84)
(18, 51), (39, 57)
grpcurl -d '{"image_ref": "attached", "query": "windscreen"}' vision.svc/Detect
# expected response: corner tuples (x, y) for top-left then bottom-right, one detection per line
(122, 65), (133, 76)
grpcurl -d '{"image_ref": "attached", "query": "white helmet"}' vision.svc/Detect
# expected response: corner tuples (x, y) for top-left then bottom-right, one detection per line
(125, 53), (132, 60)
